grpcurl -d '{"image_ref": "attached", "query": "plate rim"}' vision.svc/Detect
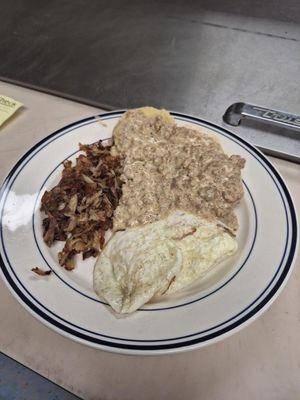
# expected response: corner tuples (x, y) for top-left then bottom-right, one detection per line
(0, 110), (298, 355)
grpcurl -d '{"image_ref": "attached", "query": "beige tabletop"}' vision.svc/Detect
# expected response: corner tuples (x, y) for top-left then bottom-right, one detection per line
(0, 81), (299, 400)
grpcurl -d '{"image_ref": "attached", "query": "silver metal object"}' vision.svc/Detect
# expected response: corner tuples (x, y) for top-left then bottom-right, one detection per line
(223, 103), (300, 132)
(257, 146), (300, 164)
(223, 103), (300, 163)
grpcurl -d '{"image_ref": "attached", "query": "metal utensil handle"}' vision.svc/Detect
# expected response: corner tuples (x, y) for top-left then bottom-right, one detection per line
(223, 102), (300, 132)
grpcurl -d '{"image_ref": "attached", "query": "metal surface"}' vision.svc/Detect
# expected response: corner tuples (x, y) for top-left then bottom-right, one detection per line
(223, 103), (300, 131)
(1, 0), (300, 160)
(0, 352), (81, 400)
(223, 103), (300, 163)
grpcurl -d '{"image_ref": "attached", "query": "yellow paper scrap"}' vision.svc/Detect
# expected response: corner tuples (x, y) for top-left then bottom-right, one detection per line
(0, 95), (23, 127)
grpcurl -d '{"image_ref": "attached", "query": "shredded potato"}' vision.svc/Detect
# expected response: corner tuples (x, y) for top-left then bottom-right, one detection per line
(41, 140), (123, 270)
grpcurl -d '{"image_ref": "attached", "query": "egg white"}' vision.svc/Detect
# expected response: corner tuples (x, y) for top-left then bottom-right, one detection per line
(93, 211), (237, 314)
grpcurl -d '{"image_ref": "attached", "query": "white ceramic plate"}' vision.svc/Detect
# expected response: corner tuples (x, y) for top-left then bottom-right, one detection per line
(0, 111), (297, 355)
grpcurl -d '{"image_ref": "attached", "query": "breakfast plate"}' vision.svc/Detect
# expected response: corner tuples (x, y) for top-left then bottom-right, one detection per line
(0, 111), (297, 354)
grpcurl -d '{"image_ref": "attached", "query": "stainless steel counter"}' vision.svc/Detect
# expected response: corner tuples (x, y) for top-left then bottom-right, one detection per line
(1, 0), (300, 156)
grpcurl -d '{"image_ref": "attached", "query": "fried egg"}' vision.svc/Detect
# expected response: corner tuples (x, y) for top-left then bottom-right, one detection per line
(93, 211), (237, 314)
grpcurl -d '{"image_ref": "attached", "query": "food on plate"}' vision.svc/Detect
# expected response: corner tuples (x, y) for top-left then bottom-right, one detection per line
(41, 106), (245, 314)
(94, 211), (237, 313)
(113, 107), (245, 231)
(31, 267), (52, 276)
(41, 140), (123, 270)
